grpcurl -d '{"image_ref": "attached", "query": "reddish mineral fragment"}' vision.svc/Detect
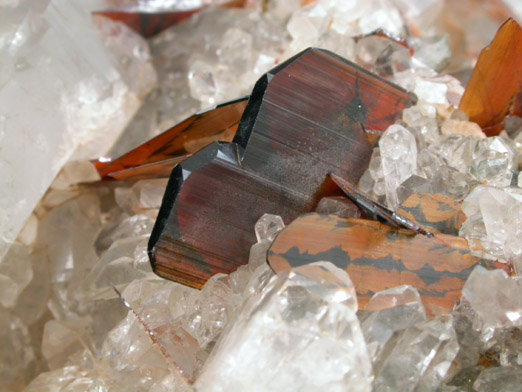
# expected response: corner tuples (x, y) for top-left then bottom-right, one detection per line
(459, 18), (522, 136)
(267, 213), (510, 311)
(148, 48), (415, 287)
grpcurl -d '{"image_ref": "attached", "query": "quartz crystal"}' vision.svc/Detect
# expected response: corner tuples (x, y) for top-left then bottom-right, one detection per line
(460, 185), (522, 260)
(0, 1), (156, 264)
(372, 314), (458, 392)
(472, 366), (522, 392)
(462, 266), (522, 330)
(0, 243), (33, 308)
(195, 262), (373, 392)
(470, 136), (519, 187)
(379, 124), (418, 209)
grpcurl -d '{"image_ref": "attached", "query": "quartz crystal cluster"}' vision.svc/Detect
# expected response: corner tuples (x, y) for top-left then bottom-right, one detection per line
(1, 0), (522, 391)
(0, 0), (157, 264)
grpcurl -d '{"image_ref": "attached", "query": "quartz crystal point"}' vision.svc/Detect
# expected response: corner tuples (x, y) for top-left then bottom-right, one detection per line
(94, 97), (247, 180)
(149, 48), (415, 288)
(459, 18), (522, 136)
(459, 185), (522, 261)
(268, 213), (510, 311)
(0, 1), (156, 264)
(194, 261), (373, 392)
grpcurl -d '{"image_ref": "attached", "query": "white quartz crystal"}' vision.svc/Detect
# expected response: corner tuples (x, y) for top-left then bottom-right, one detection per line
(379, 124), (418, 209)
(460, 185), (522, 261)
(0, 0), (156, 264)
(195, 262), (373, 392)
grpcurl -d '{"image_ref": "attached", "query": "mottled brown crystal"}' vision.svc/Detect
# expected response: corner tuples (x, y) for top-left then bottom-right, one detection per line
(268, 213), (510, 311)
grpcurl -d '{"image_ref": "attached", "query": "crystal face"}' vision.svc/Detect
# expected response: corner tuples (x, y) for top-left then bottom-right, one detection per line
(194, 262), (373, 392)
(459, 18), (522, 136)
(267, 213), (509, 311)
(94, 97), (247, 180)
(149, 48), (415, 288)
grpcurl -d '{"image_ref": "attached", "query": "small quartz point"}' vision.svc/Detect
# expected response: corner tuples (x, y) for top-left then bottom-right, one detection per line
(379, 124), (418, 210)
(372, 314), (458, 392)
(462, 266), (522, 330)
(0, 243), (33, 308)
(249, 214), (285, 271)
(460, 185), (522, 260)
(472, 366), (522, 392)
(195, 261), (373, 392)
(470, 136), (519, 187)
(361, 285), (427, 362)
(315, 196), (362, 219)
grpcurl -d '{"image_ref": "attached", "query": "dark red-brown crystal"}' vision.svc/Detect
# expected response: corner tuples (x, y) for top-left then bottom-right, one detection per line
(148, 48), (416, 288)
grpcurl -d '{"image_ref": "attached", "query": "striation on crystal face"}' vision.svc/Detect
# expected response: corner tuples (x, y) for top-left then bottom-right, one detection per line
(195, 261), (373, 392)
(268, 213), (510, 311)
(148, 48), (415, 288)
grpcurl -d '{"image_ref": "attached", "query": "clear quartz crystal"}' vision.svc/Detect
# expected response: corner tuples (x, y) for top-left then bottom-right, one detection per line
(372, 314), (458, 392)
(0, 1), (156, 264)
(361, 285), (426, 362)
(195, 262), (373, 392)
(460, 186), (522, 260)
(254, 214), (285, 243)
(472, 366), (522, 392)
(462, 266), (522, 330)
(0, 243), (33, 308)
(470, 137), (519, 186)
(379, 124), (418, 209)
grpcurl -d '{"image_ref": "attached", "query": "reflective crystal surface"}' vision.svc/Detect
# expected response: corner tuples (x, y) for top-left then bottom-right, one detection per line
(195, 262), (373, 392)
(149, 48), (414, 288)
(379, 124), (418, 209)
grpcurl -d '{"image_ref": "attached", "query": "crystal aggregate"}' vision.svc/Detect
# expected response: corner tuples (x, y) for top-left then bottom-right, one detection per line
(1, 0), (522, 391)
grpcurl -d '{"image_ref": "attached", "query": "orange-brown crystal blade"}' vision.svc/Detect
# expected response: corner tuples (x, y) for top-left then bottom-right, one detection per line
(459, 18), (522, 136)
(268, 213), (510, 311)
(95, 97), (247, 180)
(106, 156), (190, 181)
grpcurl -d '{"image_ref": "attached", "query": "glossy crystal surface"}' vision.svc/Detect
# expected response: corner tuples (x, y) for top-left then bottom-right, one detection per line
(149, 48), (415, 287)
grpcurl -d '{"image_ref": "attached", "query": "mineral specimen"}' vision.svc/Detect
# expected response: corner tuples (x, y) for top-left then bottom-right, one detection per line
(268, 213), (510, 310)
(0, 0), (157, 264)
(149, 47), (415, 288)
(459, 18), (522, 136)
(194, 262), (373, 392)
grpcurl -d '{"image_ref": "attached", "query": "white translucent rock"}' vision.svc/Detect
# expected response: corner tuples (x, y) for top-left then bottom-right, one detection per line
(287, 4), (331, 42)
(373, 314), (458, 392)
(315, 196), (361, 219)
(12, 248), (52, 326)
(471, 136), (519, 187)
(0, 243), (33, 308)
(254, 213), (285, 243)
(379, 124), (418, 209)
(462, 266), (522, 330)
(414, 79), (448, 105)
(0, 1), (156, 264)
(472, 366), (522, 392)
(42, 319), (86, 370)
(114, 179), (168, 216)
(417, 148), (445, 179)
(460, 186), (522, 260)
(396, 175), (433, 204)
(80, 236), (154, 301)
(361, 285), (426, 362)
(218, 28), (253, 74)
(51, 161), (101, 191)
(429, 134), (478, 174)
(358, 3), (404, 36)
(411, 35), (451, 72)
(441, 119), (485, 139)
(402, 106), (440, 144)
(0, 309), (35, 389)
(195, 262), (373, 392)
